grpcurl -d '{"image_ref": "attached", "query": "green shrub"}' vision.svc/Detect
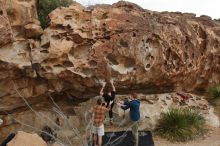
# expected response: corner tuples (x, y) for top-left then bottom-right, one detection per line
(207, 84), (220, 99)
(156, 108), (207, 142)
(37, 0), (73, 28)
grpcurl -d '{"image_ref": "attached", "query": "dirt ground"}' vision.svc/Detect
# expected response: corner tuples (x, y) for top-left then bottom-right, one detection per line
(154, 99), (220, 146)
(154, 128), (220, 146)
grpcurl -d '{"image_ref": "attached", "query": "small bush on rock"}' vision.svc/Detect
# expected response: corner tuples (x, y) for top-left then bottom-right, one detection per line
(207, 84), (220, 99)
(37, 0), (73, 28)
(156, 108), (207, 142)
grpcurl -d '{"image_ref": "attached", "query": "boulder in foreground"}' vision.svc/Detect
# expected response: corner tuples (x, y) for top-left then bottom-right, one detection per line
(7, 131), (47, 146)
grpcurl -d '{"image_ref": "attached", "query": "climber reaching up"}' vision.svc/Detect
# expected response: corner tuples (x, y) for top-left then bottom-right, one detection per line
(99, 79), (116, 125)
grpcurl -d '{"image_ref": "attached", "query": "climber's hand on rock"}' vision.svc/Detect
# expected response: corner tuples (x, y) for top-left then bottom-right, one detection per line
(99, 79), (106, 86)
(102, 82), (106, 87)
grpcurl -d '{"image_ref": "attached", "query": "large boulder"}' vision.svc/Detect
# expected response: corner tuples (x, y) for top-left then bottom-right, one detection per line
(0, 1), (220, 105)
(34, 1), (220, 94)
(7, 131), (47, 146)
(0, 0), (220, 142)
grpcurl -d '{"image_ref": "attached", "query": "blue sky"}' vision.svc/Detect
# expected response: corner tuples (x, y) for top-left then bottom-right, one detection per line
(75, 0), (220, 19)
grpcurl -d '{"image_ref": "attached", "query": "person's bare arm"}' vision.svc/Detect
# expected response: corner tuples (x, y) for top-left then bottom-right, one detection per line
(116, 100), (126, 107)
(116, 100), (130, 110)
(88, 107), (93, 113)
(99, 82), (106, 96)
(91, 107), (94, 121)
(110, 79), (116, 92)
(106, 100), (114, 111)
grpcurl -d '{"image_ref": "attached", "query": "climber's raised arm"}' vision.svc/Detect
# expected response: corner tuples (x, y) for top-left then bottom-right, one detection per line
(99, 82), (106, 96)
(110, 79), (116, 92)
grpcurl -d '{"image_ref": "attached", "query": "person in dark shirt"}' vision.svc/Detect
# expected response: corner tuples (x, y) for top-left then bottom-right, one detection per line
(99, 79), (116, 125)
(117, 93), (140, 146)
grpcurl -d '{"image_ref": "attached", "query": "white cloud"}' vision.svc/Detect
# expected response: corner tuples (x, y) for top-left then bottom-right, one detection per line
(75, 0), (220, 19)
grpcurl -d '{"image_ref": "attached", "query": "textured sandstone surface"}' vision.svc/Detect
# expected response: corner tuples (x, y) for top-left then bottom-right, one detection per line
(0, 0), (220, 144)
(2, 0), (39, 40)
(0, 1), (220, 107)
(0, 0), (13, 47)
(36, 2), (220, 94)
(7, 131), (47, 146)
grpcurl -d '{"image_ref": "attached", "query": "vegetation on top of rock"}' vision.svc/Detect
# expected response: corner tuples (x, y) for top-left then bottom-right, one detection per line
(156, 108), (207, 142)
(37, 0), (73, 28)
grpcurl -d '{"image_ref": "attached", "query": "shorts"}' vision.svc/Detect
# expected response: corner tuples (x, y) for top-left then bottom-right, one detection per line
(92, 124), (104, 136)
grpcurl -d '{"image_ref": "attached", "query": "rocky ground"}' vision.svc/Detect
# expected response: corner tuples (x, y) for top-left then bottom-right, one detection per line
(155, 128), (220, 146)
(1, 92), (219, 146)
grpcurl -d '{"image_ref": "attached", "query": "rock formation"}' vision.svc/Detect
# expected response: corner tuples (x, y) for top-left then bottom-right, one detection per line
(0, 1), (220, 104)
(0, 0), (13, 47)
(2, 0), (39, 39)
(7, 131), (47, 146)
(0, 0), (220, 143)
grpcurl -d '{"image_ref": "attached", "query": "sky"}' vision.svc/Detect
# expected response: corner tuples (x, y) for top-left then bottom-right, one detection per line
(75, 0), (220, 19)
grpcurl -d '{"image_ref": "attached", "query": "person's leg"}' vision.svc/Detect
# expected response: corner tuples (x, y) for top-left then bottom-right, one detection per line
(106, 102), (110, 108)
(97, 124), (105, 146)
(131, 121), (139, 146)
(109, 102), (114, 124)
(92, 125), (98, 146)
(98, 136), (102, 146)
(93, 134), (97, 146)
(1, 133), (16, 146)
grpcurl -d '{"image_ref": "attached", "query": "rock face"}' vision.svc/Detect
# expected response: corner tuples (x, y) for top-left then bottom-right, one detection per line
(35, 2), (220, 94)
(2, 0), (39, 40)
(0, 0), (220, 143)
(0, 1), (220, 104)
(34, 1), (220, 95)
